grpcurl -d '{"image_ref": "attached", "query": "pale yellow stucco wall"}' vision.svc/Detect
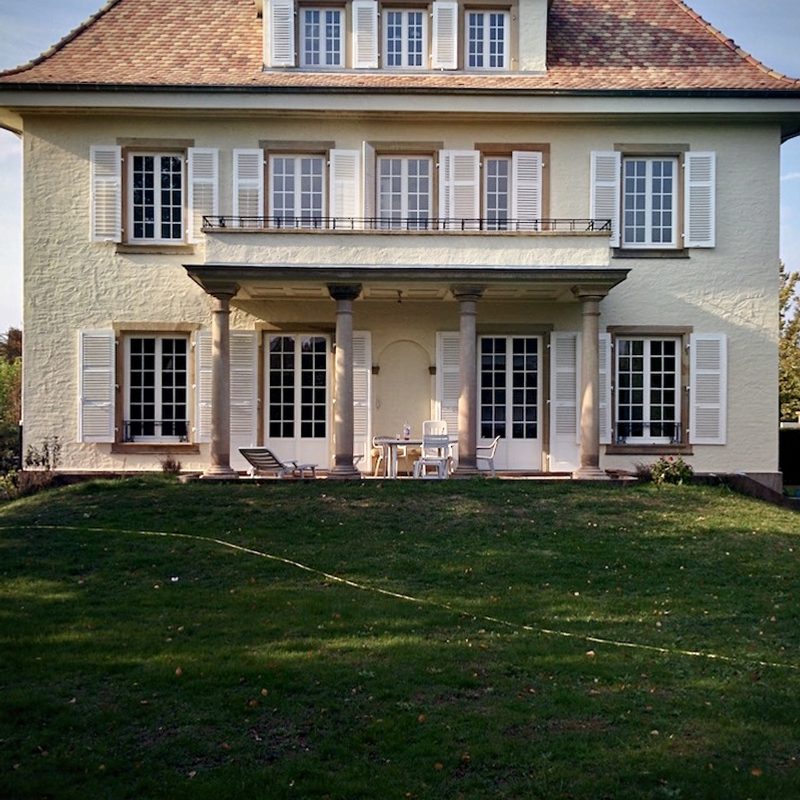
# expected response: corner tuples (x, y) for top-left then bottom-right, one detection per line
(19, 112), (782, 476)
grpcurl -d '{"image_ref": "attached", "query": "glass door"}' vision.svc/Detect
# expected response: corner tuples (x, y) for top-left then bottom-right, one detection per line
(265, 334), (330, 465)
(479, 336), (542, 470)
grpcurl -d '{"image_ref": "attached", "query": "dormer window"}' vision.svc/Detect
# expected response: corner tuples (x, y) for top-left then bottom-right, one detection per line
(466, 10), (509, 70)
(300, 7), (344, 68)
(384, 9), (427, 69)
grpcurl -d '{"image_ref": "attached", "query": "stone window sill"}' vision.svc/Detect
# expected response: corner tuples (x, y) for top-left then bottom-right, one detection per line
(605, 443), (693, 456)
(612, 248), (690, 259)
(111, 443), (201, 455)
(116, 244), (197, 255)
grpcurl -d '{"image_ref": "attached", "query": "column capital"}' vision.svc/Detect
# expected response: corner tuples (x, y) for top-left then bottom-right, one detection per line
(571, 286), (608, 303)
(451, 285), (485, 303)
(327, 283), (362, 302)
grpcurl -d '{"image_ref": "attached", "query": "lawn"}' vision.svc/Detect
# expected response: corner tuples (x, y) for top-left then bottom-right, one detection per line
(1, 477), (799, 799)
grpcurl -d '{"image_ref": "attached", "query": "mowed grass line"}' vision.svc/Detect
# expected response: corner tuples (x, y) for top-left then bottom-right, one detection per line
(0, 477), (799, 799)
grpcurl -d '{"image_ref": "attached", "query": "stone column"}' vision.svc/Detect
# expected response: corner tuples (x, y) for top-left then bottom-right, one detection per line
(452, 286), (484, 476)
(328, 284), (362, 478)
(203, 288), (238, 479)
(572, 288), (610, 480)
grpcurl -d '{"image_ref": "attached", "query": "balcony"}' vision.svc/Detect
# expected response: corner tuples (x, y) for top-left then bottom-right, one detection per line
(202, 216), (611, 234)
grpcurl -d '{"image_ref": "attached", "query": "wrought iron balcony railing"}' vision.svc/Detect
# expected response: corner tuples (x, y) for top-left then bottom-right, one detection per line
(124, 420), (189, 442)
(615, 421), (682, 445)
(202, 216), (612, 233)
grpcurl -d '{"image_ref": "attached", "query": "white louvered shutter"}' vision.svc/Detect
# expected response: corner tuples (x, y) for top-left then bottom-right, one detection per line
(549, 332), (581, 472)
(233, 149), (264, 223)
(590, 151), (621, 248)
(689, 333), (727, 445)
(90, 145), (121, 242)
(353, 331), (372, 467)
(267, 0), (295, 66)
(230, 331), (258, 470)
(78, 330), (116, 443)
(511, 150), (543, 230)
(329, 149), (361, 221)
(598, 333), (612, 445)
(684, 151), (716, 248)
(439, 150), (480, 230)
(362, 141), (376, 224)
(436, 332), (460, 435)
(352, 0), (378, 68)
(195, 331), (212, 443)
(431, 1), (458, 69)
(187, 148), (218, 243)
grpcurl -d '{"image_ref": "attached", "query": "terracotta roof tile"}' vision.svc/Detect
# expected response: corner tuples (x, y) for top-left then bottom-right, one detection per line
(0, 0), (798, 92)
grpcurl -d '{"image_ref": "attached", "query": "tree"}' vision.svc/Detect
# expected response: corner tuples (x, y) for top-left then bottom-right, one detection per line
(0, 327), (21, 363)
(780, 263), (800, 421)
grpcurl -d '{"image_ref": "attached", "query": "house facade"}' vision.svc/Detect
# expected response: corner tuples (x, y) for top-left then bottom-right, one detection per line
(1, 0), (799, 484)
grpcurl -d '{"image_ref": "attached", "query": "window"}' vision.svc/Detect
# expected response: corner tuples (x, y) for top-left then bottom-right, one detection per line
(384, 9), (427, 68)
(466, 10), (508, 69)
(622, 157), (678, 247)
(128, 152), (183, 243)
(616, 337), (680, 444)
(270, 155), (325, 227)
(301, 7), (344, 67)
(377, 155), (432, 229)
(484, 156), (510, 229)
(125, 335), (189, 441)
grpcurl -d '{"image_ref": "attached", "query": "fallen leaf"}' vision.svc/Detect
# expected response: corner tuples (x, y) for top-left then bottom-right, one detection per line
(434, 762), (444, 771)
(751, 767), (763, 777)
(417, 714), (427, 723)
(175, 667), (183, 677)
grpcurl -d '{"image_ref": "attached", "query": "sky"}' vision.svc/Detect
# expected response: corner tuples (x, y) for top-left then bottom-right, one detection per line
(0, 0), (799, 331)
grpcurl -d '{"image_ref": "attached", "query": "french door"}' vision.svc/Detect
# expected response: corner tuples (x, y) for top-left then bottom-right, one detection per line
(478, 335), (542, 470)
(265, 333), (330, 464)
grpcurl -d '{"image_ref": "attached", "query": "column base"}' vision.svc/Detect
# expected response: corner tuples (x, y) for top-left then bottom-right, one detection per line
(452, 465), (480, 477)
(572, 465), (611, 481)
(201, 466), (239, 480)
(329, 465), (361, 479)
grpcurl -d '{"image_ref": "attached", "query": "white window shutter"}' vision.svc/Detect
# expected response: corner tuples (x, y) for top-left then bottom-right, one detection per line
(233, 149), (264, 222)
(195, 331), (212, 443)
(598, 333), (612, 445)
(362, 141), (376, 223)
(431, 1), (458, 69)
(78, 330), (116, 443)
(684, 151), (716, 248)
(90, 145), (121, 242)
(267, 0), (295, 66)
(187, 147), (218, 243)
(549, 332), (581, 472)
(511, 150), (543, 230)
(590, 151), (621, 248)
(329, 149), (361, 220)
(230, 331), (258, 470)
(689, 333), (727, 445)
(436, 332), (460, 435)
(352, 0), (378, 68)
(439, 150), (480, 229)
(353, 331), (372, 466)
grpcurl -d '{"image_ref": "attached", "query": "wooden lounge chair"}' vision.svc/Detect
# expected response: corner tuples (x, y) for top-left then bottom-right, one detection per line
(239, 447), (317, 479)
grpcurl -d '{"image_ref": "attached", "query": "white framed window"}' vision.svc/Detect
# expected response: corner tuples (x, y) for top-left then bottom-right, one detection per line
(124, 335), (189, 442)
(616, 337), (681, 444)
(300, 7), (344, 67)
(270, 155), (325, 227)
(466, 10), (508, 69)
(484, 156), (510, 229)
(128, 152), (184, 243)
(383, 9), (427, 68)
(378, 155), (432, 229)
(622, 157), (678, 248)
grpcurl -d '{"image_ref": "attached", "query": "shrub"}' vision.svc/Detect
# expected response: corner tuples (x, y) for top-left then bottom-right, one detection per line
(160, 455), (182, 474)
(25, 436), (61, 471)
(650, 455), (694, 486)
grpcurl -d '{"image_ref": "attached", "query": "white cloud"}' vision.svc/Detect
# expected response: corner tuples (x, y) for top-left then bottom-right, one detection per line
(782, 172), (800, 183)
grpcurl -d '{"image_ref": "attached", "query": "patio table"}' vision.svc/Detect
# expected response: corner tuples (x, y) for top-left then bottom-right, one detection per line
(373, 435), (457, 478)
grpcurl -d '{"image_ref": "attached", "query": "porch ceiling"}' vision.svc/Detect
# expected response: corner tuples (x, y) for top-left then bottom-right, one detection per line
(184, 262), (630, 302)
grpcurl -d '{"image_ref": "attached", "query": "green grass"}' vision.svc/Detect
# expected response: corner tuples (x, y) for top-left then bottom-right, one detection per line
(1, 477), (799, 799)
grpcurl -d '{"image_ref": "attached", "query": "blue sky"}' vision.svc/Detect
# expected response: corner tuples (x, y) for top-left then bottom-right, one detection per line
(0, 0), (799, 330)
